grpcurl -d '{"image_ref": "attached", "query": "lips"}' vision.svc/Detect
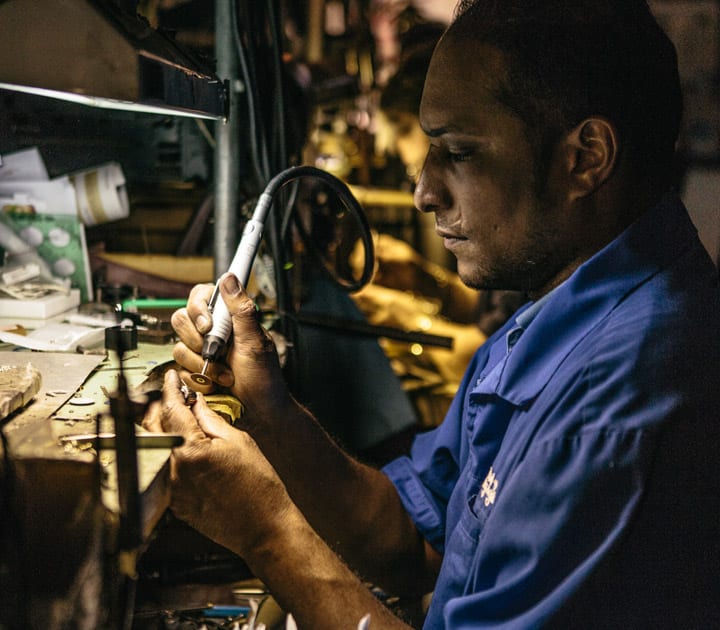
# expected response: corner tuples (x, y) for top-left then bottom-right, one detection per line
(436, 227), (466, 249)
(436, 227), (464, 240)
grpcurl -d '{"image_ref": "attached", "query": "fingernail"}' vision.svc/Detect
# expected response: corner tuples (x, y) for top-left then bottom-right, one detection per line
(196, 315), (210, 333)
(222, 273), (241, 296)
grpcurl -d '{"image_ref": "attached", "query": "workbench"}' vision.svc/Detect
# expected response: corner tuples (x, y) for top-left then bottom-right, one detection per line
(0, 343), (176, 628)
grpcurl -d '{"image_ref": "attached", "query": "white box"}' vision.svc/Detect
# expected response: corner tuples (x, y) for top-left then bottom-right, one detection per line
(0, 289), (80, 319)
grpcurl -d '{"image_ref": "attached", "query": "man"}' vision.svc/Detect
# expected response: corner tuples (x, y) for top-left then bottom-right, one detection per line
(145, 1), (720, 627)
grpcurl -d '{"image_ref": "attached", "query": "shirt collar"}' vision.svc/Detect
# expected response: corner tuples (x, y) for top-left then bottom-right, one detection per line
(476, 193), (698, 406)
(515, 284), (561, 329)
(505, 285), (561, 352)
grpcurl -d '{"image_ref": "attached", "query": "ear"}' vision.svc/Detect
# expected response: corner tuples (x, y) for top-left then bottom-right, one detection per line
(563, 117), (619, 199)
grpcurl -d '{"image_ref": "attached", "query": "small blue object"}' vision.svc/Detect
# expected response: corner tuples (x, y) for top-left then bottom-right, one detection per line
(201, 605), (251, 618)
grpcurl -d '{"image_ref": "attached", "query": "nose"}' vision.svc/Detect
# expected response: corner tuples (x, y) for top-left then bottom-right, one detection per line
(413, 150), (450, 215)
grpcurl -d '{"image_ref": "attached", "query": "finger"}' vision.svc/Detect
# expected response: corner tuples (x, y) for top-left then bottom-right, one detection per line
(170, 308), (205, 354)
(218, 273), (275, 353)
(193, 393), (238, 440)
(172, 342), (205, 377)
(162, 368), (192, 409)
(169, 283), (215, 352)
(160, 370), (206, 440)
(186, 283), (215, 334)
(142, 399), (164, 432)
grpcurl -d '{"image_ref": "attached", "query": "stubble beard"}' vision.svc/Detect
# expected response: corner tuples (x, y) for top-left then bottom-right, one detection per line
(455, 200), (566, 295)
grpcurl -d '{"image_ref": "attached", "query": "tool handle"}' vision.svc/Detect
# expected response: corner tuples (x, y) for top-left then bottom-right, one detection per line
(199, 165), (372, 368)
(206, 215), (266, 347)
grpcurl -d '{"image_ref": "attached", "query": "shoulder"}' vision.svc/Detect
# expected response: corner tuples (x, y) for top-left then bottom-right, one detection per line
(530, 233), (720, 441)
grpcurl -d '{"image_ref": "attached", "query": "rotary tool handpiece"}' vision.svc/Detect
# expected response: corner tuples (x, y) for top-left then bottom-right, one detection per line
(200, 191), (274, 369)
(191, 164), (371, 386)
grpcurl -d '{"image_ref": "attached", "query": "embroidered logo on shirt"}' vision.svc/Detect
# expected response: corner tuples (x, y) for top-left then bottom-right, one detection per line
(480, 467), (499, 506)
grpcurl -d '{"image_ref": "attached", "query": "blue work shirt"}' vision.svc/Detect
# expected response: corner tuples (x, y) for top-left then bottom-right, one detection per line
(384, 194), (720, 628)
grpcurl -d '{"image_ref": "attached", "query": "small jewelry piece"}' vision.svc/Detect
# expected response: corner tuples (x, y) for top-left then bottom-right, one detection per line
(179, 379), (198, 406)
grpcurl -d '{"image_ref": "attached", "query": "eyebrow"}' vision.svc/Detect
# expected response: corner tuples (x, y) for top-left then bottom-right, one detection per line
(421, 124), (491, 142)
(422, 125), (456, 138)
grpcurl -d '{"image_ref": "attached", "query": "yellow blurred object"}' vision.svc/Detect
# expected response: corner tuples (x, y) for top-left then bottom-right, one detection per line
(350, 281), (489, 427)
(91, 252), (214, 284)
(206, 394), (244, 425)
(346, 185), (414, 208)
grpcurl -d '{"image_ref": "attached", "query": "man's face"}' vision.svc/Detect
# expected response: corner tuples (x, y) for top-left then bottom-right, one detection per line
(414, 37), (575, 295)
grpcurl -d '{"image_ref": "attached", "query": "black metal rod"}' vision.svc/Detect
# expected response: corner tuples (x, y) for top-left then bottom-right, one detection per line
(292, 311), (454, 349)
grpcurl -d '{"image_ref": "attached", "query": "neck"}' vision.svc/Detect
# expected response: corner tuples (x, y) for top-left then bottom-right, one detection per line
(528, 181), (665, 301)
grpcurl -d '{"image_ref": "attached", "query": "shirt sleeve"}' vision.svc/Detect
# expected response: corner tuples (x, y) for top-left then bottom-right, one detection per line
(382, 349), (489, 553)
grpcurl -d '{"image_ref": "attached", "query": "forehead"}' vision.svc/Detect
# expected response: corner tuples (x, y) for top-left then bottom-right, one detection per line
(420, 36), (510, 131)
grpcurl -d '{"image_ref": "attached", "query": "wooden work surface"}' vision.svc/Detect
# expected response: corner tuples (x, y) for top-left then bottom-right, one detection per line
(2, 344), (176, 533)
(1, 344), (178, 627)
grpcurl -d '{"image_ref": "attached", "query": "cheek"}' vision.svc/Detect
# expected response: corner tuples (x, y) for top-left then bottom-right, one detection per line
(456, 192), (541, 275)
(457, 185), (516, 240)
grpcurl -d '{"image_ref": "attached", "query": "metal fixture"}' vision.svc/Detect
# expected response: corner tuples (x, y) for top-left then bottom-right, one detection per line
(0, 0), (226, 120)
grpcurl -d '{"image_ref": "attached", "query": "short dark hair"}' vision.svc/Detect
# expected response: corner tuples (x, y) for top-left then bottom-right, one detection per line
(449, 0), (683, 185)
(381, 23), (445, 116)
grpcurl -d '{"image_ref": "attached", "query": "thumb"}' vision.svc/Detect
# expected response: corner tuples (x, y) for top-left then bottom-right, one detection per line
(193, 392), (238, 440)
(219, 272), (278, 358)
(218, 272), (264, 340)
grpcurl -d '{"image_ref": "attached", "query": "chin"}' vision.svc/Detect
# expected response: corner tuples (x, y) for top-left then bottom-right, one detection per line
(457, 267), (491, 290)
(458, 264), (514, 292)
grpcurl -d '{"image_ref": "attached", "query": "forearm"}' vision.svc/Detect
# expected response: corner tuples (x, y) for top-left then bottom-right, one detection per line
(170, 277), (438, 596)
(146, 377), (422, 628)
(247, 401), (436, 597)
(244, 504), (413, 630)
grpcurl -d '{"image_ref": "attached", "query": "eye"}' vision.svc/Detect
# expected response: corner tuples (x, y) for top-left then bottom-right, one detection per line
(449, 149), (473, 162)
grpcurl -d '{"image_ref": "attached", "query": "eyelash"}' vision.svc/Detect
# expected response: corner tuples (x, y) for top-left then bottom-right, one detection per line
(449, 150), (473, 163)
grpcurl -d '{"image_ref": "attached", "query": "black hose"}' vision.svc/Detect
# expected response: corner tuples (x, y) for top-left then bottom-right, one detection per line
(261, 165), (375, 292)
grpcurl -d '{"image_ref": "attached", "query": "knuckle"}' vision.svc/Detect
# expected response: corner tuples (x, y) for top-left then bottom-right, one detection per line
(233, 294), (258, 317)
(160, 399), (175, 420)
(172, 343), (188, 366)
(170, 308), (189, 332)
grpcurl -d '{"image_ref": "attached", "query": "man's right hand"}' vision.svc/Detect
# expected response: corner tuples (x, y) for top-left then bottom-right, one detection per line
(171, 272), (296, 424)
